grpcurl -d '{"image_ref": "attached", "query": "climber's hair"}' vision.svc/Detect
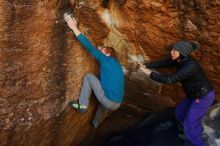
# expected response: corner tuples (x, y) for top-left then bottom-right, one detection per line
(100, 46), (116, 57)
(105, 46), (116, 57)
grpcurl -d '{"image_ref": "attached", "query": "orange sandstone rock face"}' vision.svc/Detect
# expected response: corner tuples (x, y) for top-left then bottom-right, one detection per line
(0, 0), (219, 146)
(0, 0), (98, 146)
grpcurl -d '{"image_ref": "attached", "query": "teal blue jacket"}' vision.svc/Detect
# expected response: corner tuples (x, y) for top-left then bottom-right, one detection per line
(77, 33), (125, 103)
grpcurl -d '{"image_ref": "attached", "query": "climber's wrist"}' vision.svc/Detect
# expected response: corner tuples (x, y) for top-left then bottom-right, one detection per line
(71, 27), (81, 36)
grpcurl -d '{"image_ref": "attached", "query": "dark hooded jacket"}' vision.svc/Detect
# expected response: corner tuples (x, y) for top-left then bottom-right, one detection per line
(146, 56), (213, 99)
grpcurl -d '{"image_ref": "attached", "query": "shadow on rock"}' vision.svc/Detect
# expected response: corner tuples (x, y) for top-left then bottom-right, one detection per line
(103, 108), (193, 146)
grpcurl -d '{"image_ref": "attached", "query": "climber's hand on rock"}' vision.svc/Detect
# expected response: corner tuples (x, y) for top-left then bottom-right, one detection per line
(139, 64), (152, 75)
(64, 14), (81, 36)
(64, 14), (77, 30)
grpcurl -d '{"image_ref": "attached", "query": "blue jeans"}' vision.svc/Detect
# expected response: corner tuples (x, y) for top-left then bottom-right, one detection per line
(79, 73), (121, 110)
(175, 91), (215, 146)
(78, 73), (121, 127)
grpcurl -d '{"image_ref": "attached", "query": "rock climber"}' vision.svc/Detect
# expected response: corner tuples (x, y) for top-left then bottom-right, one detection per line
(64, 13), (125, 128)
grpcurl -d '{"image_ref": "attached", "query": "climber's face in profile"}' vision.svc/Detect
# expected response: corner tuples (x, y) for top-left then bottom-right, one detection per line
(171, 48), (180, 60)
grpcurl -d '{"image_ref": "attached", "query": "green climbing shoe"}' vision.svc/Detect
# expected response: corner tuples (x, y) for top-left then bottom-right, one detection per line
(69, 101), (87, 113)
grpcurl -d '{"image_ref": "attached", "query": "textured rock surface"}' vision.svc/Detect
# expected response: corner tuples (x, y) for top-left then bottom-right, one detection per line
(202, 103), (220, 146)
(0, 0), (219, 146)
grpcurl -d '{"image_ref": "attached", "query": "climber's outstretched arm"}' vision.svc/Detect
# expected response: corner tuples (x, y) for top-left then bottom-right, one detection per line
(64, 14), (106, 62)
